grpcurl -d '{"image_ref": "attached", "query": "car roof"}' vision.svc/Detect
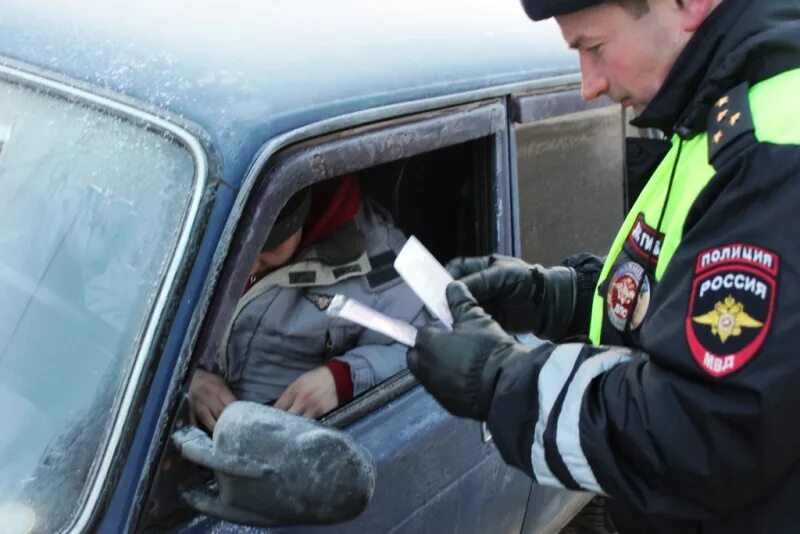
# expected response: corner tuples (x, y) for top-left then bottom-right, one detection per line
(0, 0), (577, 186)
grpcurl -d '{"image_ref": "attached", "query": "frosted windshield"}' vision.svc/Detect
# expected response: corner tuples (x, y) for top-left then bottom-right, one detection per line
(0, 79), (196, 533)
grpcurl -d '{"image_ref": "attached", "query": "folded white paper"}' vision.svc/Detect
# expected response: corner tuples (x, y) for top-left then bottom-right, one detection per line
(326, 294), (418, 347)
(394, 236), (454, 329)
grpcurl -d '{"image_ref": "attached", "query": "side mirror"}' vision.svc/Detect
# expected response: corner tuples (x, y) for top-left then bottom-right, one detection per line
(172, 401), (375, 526)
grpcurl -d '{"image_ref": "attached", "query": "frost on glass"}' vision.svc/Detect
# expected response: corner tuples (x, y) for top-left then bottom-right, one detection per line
(0, 80), (195, 533)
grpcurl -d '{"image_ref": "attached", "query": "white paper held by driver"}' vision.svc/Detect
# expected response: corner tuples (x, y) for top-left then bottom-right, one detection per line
(393, 235), (454, 330)
(327, 294), (418, 347)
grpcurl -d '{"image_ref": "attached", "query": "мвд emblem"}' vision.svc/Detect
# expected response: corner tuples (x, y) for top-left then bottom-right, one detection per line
(606, 261), (650, 331)
(685, 244), (779, 378)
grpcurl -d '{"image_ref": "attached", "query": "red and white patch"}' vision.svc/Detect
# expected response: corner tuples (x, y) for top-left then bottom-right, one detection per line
(685, 244), (779, 378)
(606, 261), (650, 331)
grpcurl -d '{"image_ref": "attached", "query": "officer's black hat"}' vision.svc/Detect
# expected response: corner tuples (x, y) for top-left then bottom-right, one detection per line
(262, 188), (312, 251)
(522, 0), (607, 21)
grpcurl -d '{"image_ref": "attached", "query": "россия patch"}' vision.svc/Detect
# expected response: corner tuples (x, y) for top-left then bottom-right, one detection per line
(685, 243), (778, 378)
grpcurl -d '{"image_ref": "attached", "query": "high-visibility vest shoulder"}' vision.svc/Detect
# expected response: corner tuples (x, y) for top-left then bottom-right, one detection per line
(589, 68), (800, 345)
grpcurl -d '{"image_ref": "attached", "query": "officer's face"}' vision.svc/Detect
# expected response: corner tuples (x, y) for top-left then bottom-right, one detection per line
(556, 0), (707, 114)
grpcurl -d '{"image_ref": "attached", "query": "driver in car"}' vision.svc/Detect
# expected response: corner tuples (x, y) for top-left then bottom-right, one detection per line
(189, 174), (430, 431)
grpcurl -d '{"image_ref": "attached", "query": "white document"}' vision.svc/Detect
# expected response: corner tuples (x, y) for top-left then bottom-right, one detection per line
(327, 294), (418, 347)
(394, 236), (454, 329)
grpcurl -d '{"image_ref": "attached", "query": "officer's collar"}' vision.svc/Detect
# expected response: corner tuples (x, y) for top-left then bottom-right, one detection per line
(632, 0), (800, 137)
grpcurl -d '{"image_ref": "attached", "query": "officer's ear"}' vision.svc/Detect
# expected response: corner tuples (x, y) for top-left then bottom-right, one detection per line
(678, 0), (717, 32)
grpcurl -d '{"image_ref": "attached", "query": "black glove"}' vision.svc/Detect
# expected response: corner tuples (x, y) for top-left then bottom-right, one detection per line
(447, 254), (576, 339)
(407, 281), (534, 420)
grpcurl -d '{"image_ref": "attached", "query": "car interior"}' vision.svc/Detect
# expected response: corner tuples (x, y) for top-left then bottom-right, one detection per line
(358, 138), (492, 264)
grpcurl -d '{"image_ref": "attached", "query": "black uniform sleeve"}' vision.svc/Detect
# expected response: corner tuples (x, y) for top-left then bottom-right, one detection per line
(487, 141), (800, 520)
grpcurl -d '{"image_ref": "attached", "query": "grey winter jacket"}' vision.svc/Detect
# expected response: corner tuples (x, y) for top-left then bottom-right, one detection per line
(219, 200), (428, 404)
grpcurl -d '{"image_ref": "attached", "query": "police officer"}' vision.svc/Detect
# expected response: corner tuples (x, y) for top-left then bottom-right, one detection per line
(407, 0), (800, 532)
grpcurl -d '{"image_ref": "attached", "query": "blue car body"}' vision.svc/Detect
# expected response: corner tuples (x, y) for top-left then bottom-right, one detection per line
(0, 1), (623, 532)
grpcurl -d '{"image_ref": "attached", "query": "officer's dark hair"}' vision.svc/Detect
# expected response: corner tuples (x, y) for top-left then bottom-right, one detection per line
(609, 0), (650, 18)
(609, 0), (684, 19)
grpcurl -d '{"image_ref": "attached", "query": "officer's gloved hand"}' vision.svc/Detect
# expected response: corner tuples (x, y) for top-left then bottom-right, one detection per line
(447, 254), (576, 339)
(407, 281), (533, 421)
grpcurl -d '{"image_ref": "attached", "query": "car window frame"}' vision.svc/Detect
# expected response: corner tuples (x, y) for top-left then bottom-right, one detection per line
(0, 61), (210, 533)
(192, 99), (512, 427)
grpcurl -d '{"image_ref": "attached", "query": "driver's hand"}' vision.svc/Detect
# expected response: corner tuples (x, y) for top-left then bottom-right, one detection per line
(274, 366), (339, 418)
(188, 368), (237, 433)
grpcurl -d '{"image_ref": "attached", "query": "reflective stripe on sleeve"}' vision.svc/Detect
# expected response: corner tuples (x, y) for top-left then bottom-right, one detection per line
(555, 350), (632, 493)
(530, 344), (582, 487)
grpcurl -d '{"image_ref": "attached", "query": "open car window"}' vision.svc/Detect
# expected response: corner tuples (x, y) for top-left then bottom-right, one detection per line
(189, 101), (507, 426)
(0, 75), (200, 532)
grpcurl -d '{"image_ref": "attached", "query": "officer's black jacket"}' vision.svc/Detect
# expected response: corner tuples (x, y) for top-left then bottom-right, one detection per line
(487, 1), (800, 532)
